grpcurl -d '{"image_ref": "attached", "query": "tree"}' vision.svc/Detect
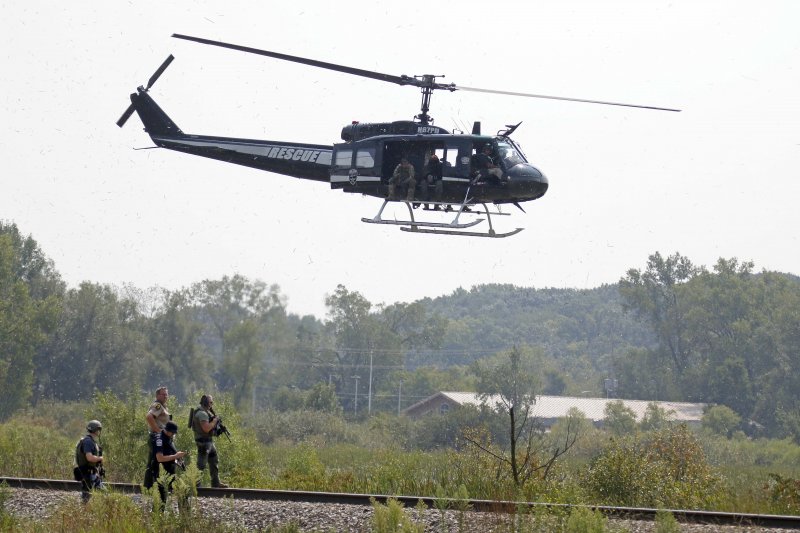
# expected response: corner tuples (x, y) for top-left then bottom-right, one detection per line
(0, 234), (55, 418)
(469, 346), (578, 486)
(190, 275), (284, 359)
(304, 383), (342, 415)
(145, 289), (211, 400)
(619, 252), (699, 376)
(189, 275), (286, 401)
(604, 400), (637, 435)
(223, 319), (263, 409)
(0, 222), (63, 406)
(640, 402), (674, 431)
(322, 285), (446, 414)
(0, 222), (64, 300)
(702, 405), (741, 437)
(44, 282), (149, 400)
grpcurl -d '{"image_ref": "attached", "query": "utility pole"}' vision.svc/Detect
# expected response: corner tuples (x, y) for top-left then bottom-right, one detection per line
(397, 380), (403, 416)
(367, 350), (373, 415)
(352, 375), (360, 415)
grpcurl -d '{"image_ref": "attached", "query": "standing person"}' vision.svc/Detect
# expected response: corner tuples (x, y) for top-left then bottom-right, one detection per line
(387, 157), (416, 201)
(191, 394), (228, 488)
(74, 420), (104, 503)
(144, 386), (171, 489)
(152, 421), (187, 510)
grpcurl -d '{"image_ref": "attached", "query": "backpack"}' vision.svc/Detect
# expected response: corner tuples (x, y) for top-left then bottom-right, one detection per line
(188, 407), (196, 429)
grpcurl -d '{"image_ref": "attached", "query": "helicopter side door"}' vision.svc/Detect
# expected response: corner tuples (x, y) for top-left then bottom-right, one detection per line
(330, 142), (382, 194)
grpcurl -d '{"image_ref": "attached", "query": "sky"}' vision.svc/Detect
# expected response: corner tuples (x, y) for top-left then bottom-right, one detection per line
(2, 1), (799, 318)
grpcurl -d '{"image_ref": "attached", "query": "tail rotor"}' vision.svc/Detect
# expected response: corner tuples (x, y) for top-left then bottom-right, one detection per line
(116, 54), (175, 128)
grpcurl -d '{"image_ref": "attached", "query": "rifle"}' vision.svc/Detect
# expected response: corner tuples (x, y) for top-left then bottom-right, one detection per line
(209, 407), (232, 442)
(213, 417), (232, 442)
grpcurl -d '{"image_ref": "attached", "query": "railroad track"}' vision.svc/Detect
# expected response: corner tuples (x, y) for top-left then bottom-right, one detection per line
(3, 476), (800, 530)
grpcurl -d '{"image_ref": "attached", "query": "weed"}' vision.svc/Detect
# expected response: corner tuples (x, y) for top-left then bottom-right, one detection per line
(371, 497), (425, 533)
(566, 506), (607, 533)
(654, 509), (680, 533)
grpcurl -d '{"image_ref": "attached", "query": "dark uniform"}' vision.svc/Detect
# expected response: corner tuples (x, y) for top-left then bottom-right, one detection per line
(422, 153), (444, 208)
(192, 400), (226, 487)
(75, 431), (103, 502)
(474, 146), (505, 183)
(152, 423), (180, 507)
(144, 399), (171, 488)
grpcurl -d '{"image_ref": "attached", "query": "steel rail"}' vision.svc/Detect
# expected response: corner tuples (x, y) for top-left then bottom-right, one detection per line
(2, 476), (799, 529)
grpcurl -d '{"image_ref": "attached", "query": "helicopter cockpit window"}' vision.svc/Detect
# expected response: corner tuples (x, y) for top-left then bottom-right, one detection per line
(335, 149), (353, 168)
(355, 148), (376, 169)
(496, 141), (527, 168)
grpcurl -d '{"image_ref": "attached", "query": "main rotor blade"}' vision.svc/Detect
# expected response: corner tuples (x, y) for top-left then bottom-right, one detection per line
(147, 54), (175, 90)
(172, 34), (411, 87)
(454, 84), (681, 112)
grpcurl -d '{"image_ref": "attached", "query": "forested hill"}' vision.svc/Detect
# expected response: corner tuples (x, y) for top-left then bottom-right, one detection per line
(411, 283), (656, 367)
(5, 219), (800, 439)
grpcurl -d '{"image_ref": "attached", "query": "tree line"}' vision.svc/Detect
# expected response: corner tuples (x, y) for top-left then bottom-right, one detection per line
(2, 221), (800, 441)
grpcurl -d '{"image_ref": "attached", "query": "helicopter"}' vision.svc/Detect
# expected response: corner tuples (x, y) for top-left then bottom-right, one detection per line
(117, 34), (680, 238)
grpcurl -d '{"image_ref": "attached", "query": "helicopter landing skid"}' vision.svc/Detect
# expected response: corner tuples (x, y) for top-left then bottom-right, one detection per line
(400, 226), (524, 238)
(361, 200), (483, 230)
(362, 199), (523, 238)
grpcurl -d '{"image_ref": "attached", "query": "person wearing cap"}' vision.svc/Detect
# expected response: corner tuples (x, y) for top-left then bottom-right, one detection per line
(387, 157), (417, 201)
(152, 420), (187, 509)
(144, 386), (172, 488)
(75, 419), (104, 503)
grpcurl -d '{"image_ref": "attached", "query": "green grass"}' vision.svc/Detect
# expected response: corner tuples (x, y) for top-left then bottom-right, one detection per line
(2, 399), (800, 516)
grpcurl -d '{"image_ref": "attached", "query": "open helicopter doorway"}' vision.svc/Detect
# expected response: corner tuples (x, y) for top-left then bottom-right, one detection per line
(381, 140), (462, 183)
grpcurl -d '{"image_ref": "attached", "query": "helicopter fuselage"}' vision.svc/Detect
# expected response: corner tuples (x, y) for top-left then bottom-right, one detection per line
(133, 91), (548, 205)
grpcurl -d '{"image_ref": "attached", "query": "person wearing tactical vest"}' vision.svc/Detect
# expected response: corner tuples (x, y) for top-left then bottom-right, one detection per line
(74, 419), (104, 503)
(144, 386), (172, 488)
(152, 421), (186, 510)
(191, 394), (228, 488)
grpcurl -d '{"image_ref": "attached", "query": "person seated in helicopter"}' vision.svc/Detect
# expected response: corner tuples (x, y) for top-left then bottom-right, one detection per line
(473, 144), (506, 184)
(421, 152), (444, 210)
(387, 157), (416, 201)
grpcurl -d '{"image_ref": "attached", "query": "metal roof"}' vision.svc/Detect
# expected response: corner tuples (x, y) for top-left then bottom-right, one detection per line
(404, 392), (706, 423)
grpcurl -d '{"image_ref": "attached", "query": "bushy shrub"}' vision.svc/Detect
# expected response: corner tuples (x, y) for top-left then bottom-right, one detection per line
(586, 424), (721, 509)
(0, 481), (15, 530)
(91, 390), (151, 482)
(247, 408), (360, 446)
(604, 400), (637, 436)
(565, 506), (607, 533)
(654, 509), (680, 533)
(703, 405), (741, 437)
(410, 405), (507, 451)
(765, 473), (800, 514)
(640, 402), (674, 432)
(371, 498), (424, 533)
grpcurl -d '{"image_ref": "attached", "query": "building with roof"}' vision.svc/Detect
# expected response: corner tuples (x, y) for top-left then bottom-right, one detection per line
(402, 392), (706, 428)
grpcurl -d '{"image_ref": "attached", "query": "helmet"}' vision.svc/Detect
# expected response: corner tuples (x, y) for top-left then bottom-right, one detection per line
(87, 420), (103, 432)
(165, 421), (179, 433)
